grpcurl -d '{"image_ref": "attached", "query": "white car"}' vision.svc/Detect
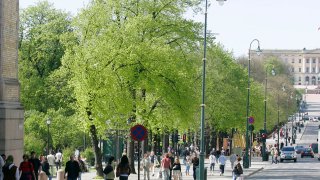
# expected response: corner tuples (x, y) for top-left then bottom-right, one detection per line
(280, 146), (297, 162)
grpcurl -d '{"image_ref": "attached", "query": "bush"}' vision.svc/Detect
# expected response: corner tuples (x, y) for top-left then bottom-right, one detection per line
(83, 148), (95, 166)
(62, 147), (74, 165)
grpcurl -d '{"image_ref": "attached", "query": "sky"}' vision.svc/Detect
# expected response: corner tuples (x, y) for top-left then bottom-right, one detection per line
(20, 0), (320, 57)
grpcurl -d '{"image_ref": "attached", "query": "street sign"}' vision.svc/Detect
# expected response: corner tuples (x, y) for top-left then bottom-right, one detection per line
(248, 116), (255, 124)
(130, 124), (148, 141)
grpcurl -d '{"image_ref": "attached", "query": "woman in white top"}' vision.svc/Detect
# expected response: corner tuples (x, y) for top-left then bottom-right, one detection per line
(209, 153), (216, 175)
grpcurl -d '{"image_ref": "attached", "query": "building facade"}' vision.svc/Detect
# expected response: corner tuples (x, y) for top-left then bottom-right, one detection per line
(252, 48), (320, 85)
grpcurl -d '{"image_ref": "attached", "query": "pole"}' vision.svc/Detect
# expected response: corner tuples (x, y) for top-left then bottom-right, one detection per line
(138, 141), (140, 180)
(199, 0), (208, 178)
(47, 124), (49, 156)
(285, 98), (288, 146)
(277, 94), (280, 154)
(262, 67), (267, 161)
(244, 39), (260, 168)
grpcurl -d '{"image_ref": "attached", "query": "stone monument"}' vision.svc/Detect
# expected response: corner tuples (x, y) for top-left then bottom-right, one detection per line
(0, 0), (24, 164)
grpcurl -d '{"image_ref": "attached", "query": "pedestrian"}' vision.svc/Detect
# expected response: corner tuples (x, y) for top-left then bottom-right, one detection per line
(172, 158), (181, 180)
(2, 155), (19, 180)
(1, 154), (6, 163)
(232, 157), (243, 180)
(41, 157), (51, 180)
(229, 153), (237, 169)
(160, 153), (171, 180)
(76, 156), (86, 180)
(274, 149), (279, 164)
(184, 155), (190, 176)
(47, 152), (55, 176)
(141, 153), (151, 180)
(191, 155), (199, 180)
(288, 137), (291, 144)
(103, 156), (115, 180)
(218, 153), (227, 176)
(148, 151), (157, 177)
(270, 147), (275, 164)
(29, 151), (41, 180)
(64, 155), (81, 180)
(55, 150), (63, 171)
(19, 154), (36, 180)
(209, 152), (216, 175)
(0, 154), (4, 180)
(116, 155), (131, 180)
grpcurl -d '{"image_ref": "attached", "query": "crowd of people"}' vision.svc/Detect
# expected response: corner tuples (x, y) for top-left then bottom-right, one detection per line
(0, 150), (86, 180)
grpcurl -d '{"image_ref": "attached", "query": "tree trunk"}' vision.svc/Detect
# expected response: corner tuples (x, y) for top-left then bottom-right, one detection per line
(127, 138), (136, 174)
(89, 124), (103, 176)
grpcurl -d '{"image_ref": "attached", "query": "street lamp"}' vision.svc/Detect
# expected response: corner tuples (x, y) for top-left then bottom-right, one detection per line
(243, 39), (261, 169)
(199, 0), (226, 179)
(46, 117), (51, 156)
(262, 66), (275, 161)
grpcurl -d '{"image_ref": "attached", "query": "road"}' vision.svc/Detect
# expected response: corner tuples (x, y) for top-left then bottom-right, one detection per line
(247, 94), (320, 180)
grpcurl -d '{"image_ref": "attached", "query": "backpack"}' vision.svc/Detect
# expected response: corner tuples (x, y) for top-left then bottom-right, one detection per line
(234, 164), (243, 175)
(103, 164), (113, 175)
(3, 164), (17, 180)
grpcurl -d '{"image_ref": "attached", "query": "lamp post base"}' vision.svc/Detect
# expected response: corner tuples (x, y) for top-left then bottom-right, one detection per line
(243, 155), (249, 168)
(262, 142), (268, 161)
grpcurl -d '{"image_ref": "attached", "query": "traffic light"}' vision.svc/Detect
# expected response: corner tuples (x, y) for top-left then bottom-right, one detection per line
(182, 134), (186, 142)
(261, 133), (267, 143)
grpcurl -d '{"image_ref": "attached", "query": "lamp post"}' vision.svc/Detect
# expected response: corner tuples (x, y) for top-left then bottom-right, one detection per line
(46, 117), (51, 156)
(262, 67), (275, 161)
(277, 93), (280, 154)
(243, 39), (261, 168)
(199, 0), (226, 179)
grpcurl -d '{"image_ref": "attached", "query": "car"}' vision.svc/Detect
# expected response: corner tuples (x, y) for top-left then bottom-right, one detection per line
(294, 145), (305, 154)
(280, 146), (297, 162)
(310, 143), (318, 153)
(301, 147), (314, 158)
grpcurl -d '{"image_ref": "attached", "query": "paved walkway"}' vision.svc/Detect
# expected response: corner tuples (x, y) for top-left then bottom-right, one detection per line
(55, 157), (270, 180)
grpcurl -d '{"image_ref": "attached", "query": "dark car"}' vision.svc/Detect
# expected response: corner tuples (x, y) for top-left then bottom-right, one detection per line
(310, 143), (318, 153)
(294, 145), (305, 154)
(301, 147), (314, 158)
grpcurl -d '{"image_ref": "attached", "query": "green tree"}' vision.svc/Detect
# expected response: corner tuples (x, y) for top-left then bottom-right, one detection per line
(63, 0), (202, 175)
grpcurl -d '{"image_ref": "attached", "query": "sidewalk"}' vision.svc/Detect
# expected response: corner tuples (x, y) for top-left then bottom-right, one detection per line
(71, 157), (270, 180)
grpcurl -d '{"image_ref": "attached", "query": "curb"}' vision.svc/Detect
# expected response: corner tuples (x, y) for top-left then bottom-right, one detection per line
(243, 167), (264, 178)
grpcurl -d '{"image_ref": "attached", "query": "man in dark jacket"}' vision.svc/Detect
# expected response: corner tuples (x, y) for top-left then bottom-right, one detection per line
(29, 151), (41, 180)
(64, 155), (81, 180)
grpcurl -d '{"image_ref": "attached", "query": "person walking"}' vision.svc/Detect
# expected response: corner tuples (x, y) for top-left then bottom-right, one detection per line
(230, 154), (237, 169)
(64, 155), (81, 180)
(29, 151), (41, 180)
(209, 152), (216, 175)
(47, 152), (55, 176)
(0, 154), (4, 180)
(2, 155), (19, 180)
(103, 156), (115, 180)
(172, 158), (181, 180)
(116, 155), (131, 180)
(55, 151), (63, 171)
(274, 149), (279, 164)
(232, 157), (243, 180)
(41, 157), (51, 180)
(141, 153), (151, 180)
(191, 155), (199, 180)
(19, 154), (36, 180)
(185, 155), (191, 176)
(218, 153), (227, 176)
(76, 156), (86, 180)
(160, 153), (171, 180)
(148, 151), (157, 177)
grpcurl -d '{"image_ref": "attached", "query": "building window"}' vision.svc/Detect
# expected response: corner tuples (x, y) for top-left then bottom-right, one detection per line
(299, 59), (302, 63)
(306, 67), (309, 73)
(313, 58), (316, 63)
(299, 68), (301, 72)
(292, 59), (295, 63)
(299, 77), (301, 81)
(313, 67), (316, 73)
(306, 58), (310, 63)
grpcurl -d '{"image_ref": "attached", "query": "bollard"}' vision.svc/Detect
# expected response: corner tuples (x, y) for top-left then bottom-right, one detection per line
(56, 169), (66, 180)
(39, 171), (48, 180)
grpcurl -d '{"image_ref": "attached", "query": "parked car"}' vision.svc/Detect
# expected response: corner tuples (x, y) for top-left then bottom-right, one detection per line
(294, 145), (305, 154)
(280, 146), (297, 162)
(301, 147), (314, 158)
(310, 143), (318, 153)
